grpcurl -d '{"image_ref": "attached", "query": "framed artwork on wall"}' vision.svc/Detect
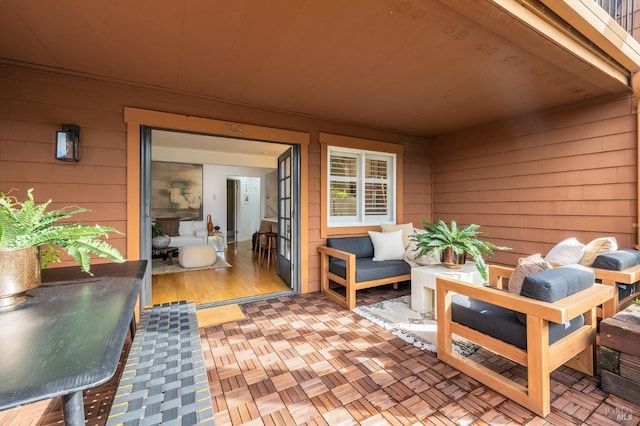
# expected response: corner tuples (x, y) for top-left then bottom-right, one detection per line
(151, 161), (203, 220)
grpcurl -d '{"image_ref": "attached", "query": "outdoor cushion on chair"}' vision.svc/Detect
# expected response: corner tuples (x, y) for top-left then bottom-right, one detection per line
(590, 248), (640, 316)
(451, 266), (592, 349)
(591, 248), (640, 271)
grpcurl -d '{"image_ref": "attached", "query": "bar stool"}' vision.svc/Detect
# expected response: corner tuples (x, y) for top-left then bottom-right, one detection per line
(261, 232), (277, 270)
(254, 230), (268, 260)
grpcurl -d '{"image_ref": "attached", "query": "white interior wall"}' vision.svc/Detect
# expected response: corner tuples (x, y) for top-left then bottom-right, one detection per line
(152, 144), (280, 244)
(203, 165), (273, 243)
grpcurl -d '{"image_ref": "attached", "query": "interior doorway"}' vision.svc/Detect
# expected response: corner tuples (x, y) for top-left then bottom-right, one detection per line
(143, 128), (300, 308)
(226, 177), (261, 245)
(125, 107), (309, 308)
(226, 179), (238, 244)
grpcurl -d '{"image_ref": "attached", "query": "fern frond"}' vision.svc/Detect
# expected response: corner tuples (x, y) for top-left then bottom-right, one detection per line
(1, 189), (125, 274)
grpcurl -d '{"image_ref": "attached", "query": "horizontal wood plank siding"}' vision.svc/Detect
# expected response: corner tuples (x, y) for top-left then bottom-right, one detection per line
(431, 94), (637, 266)
(0, 64), (430, 292)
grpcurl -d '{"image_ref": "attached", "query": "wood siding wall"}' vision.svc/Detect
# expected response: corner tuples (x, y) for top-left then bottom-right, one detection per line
(430, 94), (638, 266)
(0, 64), (430, 292)
(2, 63), (636, 286)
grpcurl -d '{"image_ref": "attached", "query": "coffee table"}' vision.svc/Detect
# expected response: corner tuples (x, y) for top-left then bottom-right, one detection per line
(411, 262), (485, 315)
(152, 246), (178, 264)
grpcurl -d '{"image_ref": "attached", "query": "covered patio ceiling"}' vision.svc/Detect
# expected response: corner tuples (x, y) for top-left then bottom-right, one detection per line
(0, 0), (638, 138)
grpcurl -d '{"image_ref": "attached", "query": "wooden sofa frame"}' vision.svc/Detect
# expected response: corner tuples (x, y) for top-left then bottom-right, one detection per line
(590, 263), (640, 319)
(436, 264), (613, 417)
(318, 245), (410, 310)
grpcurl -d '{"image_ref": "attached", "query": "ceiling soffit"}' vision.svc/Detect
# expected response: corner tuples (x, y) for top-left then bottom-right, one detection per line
(0, 1), (635, 137)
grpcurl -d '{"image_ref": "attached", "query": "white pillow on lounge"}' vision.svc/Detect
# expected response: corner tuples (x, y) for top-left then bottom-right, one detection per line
(545, 237), (585, 265)
(579, 237), (618, 266)
(380, 222), (414, 249)
(368, 229), (405, 261)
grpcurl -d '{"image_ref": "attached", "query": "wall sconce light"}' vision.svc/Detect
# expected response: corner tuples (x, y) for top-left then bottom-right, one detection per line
(55, 124), (79, 161)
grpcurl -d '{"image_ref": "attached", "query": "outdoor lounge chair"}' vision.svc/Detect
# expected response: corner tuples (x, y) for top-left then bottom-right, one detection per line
(436, 264), (613, 417)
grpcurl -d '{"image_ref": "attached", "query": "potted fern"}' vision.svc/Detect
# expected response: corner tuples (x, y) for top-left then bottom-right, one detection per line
(0, 188), (125, 307)
(412, 219), (510, 281)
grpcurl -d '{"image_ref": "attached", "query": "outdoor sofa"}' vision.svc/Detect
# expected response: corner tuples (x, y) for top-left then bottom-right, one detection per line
(318, 234), (411, 310)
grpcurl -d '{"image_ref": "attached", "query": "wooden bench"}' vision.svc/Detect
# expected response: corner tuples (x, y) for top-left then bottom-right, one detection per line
(106, 301), (215, 425)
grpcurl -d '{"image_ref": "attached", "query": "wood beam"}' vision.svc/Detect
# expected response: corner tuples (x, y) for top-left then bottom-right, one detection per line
(481, 0), (635, 86)
(539, 0), (640, 71)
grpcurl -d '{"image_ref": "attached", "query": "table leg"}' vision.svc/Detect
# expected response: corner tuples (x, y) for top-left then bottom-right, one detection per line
(129, 315), (137, 339)
(425, 287), (436, 318)
(62, 391), (85, 426)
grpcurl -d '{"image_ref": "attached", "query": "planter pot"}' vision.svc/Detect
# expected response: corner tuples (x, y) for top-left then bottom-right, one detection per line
(152, 235), (171, 249)
(441, 248), (465, 269)
(0, 246), (41, 307)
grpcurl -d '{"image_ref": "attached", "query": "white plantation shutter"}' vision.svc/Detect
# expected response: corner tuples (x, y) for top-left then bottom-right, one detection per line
(365, 157), (389, 216)
(328, 147), (395, 226)
(329, 154), (357, 218)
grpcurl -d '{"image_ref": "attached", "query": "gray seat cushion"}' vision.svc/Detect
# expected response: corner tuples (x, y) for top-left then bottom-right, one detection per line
(451, 265), (593, 349)
(329, 258), (410, 282)
(451, 294), (584, 350)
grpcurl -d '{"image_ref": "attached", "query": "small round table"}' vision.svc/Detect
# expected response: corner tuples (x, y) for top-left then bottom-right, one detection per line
(152, 246), (178, 265)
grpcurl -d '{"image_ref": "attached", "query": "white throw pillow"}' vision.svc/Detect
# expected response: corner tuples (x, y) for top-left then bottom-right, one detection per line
(380, 222), (414, 249)
(368, 230), (405, 261)
(545, 237), (585, 265)
(579, 237), (618, 266)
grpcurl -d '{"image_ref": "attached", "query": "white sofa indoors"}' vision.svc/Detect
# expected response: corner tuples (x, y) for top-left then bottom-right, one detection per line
(169, 221), (208, 248)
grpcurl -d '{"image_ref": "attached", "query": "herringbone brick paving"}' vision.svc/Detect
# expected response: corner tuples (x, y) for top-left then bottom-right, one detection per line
(1, 284), (638, 425)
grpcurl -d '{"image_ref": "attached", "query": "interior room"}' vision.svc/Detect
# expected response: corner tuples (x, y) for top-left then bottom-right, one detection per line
(150, 129), (293, 307)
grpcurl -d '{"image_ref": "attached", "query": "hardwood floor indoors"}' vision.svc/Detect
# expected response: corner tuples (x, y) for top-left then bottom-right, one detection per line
(151, 240), (292, 307)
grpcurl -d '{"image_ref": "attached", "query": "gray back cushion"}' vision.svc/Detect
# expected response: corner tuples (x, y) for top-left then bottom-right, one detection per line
(520, 265), (595, 302)
(517, 265), (594, 324)
(591, 249), (640, 271)
(326, 236), (374, 259)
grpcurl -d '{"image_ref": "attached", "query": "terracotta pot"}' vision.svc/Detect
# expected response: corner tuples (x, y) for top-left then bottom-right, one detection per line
(441, 248), (465, 269)
(0, 246), (41, 307)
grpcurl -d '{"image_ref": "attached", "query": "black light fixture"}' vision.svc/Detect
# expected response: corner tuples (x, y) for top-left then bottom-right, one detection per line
(55, 124), (79, 161)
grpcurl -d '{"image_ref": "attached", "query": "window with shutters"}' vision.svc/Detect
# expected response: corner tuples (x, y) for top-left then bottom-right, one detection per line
(327, 146), (395, 227)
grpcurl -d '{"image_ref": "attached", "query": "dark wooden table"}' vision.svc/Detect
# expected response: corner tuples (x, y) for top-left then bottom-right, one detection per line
(0, 261), (146, 425)
(151, 246), (178, 264)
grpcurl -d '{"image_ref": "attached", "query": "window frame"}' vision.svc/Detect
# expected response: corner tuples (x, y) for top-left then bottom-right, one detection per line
(327, 146), (396, 226)
(320, 133), (404, 238)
